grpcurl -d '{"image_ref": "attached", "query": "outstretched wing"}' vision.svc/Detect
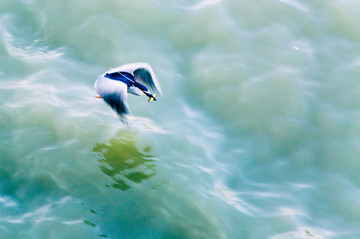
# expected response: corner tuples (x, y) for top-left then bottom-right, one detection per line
(94, 75), (129, 118)
(133, 68), (159, 95)
(107, 63), (162, 96)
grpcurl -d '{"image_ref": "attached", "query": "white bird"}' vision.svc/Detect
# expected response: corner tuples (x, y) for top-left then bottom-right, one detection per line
(94, 62), (162, 119)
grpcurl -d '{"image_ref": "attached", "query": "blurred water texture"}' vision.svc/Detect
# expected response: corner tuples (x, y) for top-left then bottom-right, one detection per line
(1, 0), (360, 238)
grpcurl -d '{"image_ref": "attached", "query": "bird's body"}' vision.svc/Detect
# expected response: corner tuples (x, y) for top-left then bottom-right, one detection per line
(94, 63), (162, 119)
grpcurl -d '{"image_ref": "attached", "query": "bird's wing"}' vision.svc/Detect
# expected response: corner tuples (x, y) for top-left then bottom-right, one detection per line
(133, 64), (162, 96)
(107, 63), (162, 96)
(95, 75), (129, 117)
(107, 63), (139, 75)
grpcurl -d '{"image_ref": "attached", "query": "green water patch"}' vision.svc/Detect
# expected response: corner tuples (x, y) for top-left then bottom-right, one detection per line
(93, 130), (156, 191)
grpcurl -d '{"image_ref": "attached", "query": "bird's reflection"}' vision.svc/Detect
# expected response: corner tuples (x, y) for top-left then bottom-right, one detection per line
(93, 130), (156, 191)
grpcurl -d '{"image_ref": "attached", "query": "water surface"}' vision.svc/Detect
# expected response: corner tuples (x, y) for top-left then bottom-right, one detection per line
(1, 0), (360, 238)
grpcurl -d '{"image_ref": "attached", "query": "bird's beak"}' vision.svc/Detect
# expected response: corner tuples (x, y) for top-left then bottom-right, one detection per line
(148, 94), (156, 103)
(95, 94), (102, 98)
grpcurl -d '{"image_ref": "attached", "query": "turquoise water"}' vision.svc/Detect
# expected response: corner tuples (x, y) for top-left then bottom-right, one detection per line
(1, 0), (360, 238)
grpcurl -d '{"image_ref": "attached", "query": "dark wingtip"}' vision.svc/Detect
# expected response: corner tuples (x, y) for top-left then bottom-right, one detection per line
(134, 68), (158, 94)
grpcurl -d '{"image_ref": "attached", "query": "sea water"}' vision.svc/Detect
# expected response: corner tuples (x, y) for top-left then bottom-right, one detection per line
(1, 0), (360, 238)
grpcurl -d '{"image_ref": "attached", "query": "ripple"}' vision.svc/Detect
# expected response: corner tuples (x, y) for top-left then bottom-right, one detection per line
(214, 185), (260, 217)
(1, 15), (64, 63)
(270, 227), (334, 239)
(277, 0), (310, 12)
(0, 196), (18, 208)
(191, 0), (222, 10)
(0, 197), (72, 225)
(3, 33), (64, 63)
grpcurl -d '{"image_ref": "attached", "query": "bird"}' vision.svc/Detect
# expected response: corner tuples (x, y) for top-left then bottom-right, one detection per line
(94, 62), (162, 119)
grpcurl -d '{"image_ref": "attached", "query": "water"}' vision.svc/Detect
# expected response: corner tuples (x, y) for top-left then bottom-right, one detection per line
(1, 0), (360, 238)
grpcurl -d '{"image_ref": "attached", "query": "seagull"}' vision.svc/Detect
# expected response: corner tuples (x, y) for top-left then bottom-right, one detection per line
(94, 62), (162, 119)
